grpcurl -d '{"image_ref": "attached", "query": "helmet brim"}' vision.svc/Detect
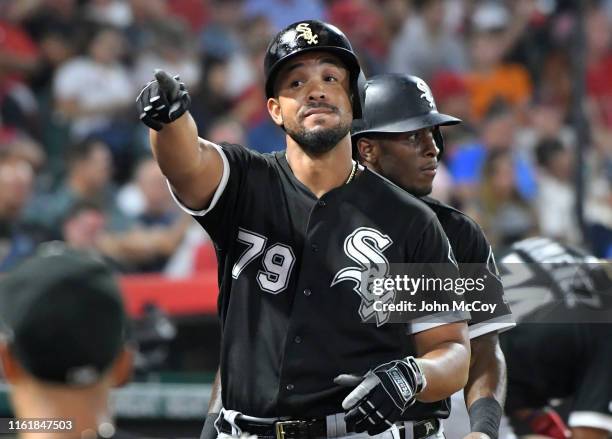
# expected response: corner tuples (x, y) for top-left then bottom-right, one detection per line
(351, 112), (461, 139)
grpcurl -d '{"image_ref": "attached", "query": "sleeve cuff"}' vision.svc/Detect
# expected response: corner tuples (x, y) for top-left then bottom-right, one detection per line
(469, 317), (516, 339)
(407, 310), (470, 335)
(167, 142), (230, 217)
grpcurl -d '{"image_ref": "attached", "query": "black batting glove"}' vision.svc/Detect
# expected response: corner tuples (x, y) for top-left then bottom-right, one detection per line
(136, 69), (191, 131)
(334, 357), (427, 435)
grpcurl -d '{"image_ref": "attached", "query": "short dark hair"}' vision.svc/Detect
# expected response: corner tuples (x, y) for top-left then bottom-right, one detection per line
(65, 138), (107, 169)
(535, 137), (565, 168)
(61, 199), (104, 227)
(0, 245), (127, 385)
(482, 97), (512, 123)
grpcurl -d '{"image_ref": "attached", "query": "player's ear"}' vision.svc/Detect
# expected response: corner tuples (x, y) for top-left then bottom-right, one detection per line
(0, 342), (25, 383)
(357, 137), (380, 166)
(110, 346), (134, 388)
(267, 97), (284, 127)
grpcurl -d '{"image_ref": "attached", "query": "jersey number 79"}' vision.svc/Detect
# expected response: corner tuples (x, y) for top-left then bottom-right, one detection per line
(231, 228), (296, 294)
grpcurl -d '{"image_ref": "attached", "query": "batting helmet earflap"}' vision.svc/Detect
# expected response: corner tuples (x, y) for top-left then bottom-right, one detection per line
(351, 74), (461, 157)
(264, 20), (363, 118)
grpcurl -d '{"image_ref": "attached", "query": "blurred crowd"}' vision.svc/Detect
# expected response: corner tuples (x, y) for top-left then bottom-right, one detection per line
(1, 0), (612, 274)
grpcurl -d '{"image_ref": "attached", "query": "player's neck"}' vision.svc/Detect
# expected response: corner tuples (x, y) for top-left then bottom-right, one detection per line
(286, 137), (354, 198)
(10, 379), (113, 438)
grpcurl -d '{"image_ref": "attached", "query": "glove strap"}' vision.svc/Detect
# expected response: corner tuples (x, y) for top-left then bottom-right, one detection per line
(406, 356), (427, 394)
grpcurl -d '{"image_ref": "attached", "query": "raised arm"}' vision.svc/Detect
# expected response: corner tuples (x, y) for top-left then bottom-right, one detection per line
(137, 70), (224, 210)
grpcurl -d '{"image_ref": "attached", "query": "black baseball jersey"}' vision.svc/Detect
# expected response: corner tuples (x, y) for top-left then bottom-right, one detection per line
(498, 237), (612, 430)
(171, 143), (466, 418)
(421, 196), (514, 338)
(498, 236), (612, 323)
(398, 197), (514, 422)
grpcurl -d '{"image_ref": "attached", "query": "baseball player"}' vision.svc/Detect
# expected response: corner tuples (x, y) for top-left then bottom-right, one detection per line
(0, 244), (134, 438)
(137, 20), (471, 439)
(498, 236), (612, 439)
(351, 74), (515, 439)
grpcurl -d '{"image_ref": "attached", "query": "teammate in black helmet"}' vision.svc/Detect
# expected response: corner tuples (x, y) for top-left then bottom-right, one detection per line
(137, 20), (470, 439)
(353, 73), (514, 439)
(498, 236), (612, 439)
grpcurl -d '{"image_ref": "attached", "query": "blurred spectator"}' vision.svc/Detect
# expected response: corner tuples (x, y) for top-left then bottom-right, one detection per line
(243, 0), (325, 31)
(16, 0), (84, 48)
(0, 245), (133, 438)
(227, 16), (285, 151)
(0, 16), (39, 79)
(23, 138), (130, 239)
(190, 56), (234, 137)
(464, 2), (533, 122)
(52, 26), (134, 148)
(536, 50), (572, 118)
(0, 134), (46, 172)
(132, 159), (179, 225)
(105, 158), (191, 272)
(223, 15), (273, 102)
(586, 4), (612, 133)
(133, 20), (201, 91)
(470, 149), (537, 248)
(430, 71), (476, 148)
(327, 0), (389, 74)
(96, 215), (191, 273)
(0, 18), (41, 140)
(84, 0), (134, 28)
(585, 146), (612, 258)
(377, 0), (411, 45)
(448, 100), (538, 206)
(519, 101), (575, 150)
(388, 0), (468, 81)
(431, 72), (472, 126)
(534, 137), (580, 243)
(61, 200), (107, 252)
(123, 0), (168, 52)
(207, 118), (248, 149)
(198, 0), (243, 61)
(167, 0), (210, 34)
(0, 155), (36, 271)
(28, 27), (78, 94)
(62, 192), (190, 273)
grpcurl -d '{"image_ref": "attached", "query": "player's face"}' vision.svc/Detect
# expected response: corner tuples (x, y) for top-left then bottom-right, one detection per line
(360, 128), (440, 196)
(267, 51), (353, 155)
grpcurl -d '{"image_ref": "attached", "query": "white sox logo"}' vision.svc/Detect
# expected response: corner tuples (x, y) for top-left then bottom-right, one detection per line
(415, 78), (435, 108)
(296, 23), (319, 45)
(331, 227), (395, 326)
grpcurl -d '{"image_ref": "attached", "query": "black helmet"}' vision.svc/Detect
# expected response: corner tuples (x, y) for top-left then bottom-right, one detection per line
(352, 74), (461, 156)
(264, 20), (362, 118)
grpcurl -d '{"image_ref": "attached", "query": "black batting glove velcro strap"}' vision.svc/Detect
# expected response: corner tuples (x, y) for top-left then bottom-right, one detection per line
(135, 70), (191, 131)
(334, 356), (427, 435)
(374, 357), (426, 411)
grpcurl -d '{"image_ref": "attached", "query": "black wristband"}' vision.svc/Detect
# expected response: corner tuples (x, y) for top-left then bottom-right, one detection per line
(468, 397), (502, 439)
(200, 412), (220, 439)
